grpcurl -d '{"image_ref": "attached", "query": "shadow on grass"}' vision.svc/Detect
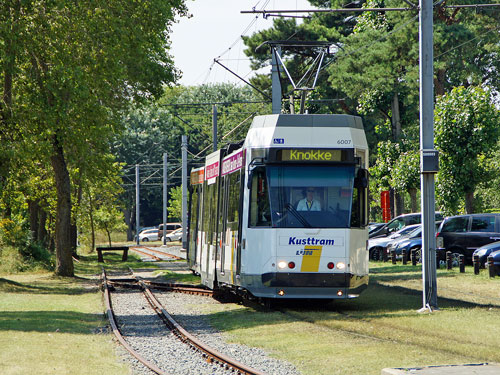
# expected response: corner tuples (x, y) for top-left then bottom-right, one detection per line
(203, 280), (498, 334)
(74, 253), (159, 276)
(369, 263), (466, 283)
(0, 311), (104, 334)
(0, 276), (99, 295)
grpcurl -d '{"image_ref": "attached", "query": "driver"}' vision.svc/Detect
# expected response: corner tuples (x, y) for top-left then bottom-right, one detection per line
(296, 187), (321, 211)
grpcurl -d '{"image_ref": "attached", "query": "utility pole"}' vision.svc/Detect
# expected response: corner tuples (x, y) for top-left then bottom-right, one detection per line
(212, 105), (218, 151)
(419, 0), (438, 311)
(181, 135), (188, 250)
(271, 46), (282, 114)
(135, 164), (140, 245)
(162, 153), (168, 246)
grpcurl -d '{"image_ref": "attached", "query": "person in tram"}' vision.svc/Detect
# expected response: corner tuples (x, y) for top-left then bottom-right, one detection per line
(296, 187), (321, 211)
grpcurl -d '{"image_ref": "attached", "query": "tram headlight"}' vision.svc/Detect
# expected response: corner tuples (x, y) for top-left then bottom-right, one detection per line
(336, 262), (346, 270)
(278, 261), (287, 269)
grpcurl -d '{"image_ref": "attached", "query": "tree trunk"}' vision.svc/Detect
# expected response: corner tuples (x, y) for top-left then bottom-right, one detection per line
(391, 92), (401, 140)
(434, 69), (446, 96)
(28, 200), (39, 241)
(70, 169), (83, 257)
(465, 191), (474, 214)
(408, 188), (418, 213)
(105, 227), (112, 247)
(38, 208), (48, 247)
(50, 135), (74, 277)
(394, 191), (404, 217)
(88, 191), (95, 252)
(123, 207), (133, 241)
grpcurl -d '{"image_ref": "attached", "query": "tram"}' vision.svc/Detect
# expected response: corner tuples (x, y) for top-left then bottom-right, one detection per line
(187, 114), (369, 300)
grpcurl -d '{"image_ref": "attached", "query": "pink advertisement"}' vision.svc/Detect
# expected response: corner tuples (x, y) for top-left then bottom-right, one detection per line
(222, 150), (244, 176)
(205, 161), (220, 180)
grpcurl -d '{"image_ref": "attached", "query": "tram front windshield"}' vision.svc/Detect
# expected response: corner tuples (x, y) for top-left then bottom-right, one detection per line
(250, 165), (355, 228)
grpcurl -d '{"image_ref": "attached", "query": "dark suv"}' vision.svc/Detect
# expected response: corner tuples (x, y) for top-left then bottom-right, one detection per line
(369, 212), (443, 239)
(436, 213), (500, 261)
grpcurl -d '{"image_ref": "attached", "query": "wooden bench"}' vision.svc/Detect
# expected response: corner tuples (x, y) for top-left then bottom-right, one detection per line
(96, 246), (129, 263)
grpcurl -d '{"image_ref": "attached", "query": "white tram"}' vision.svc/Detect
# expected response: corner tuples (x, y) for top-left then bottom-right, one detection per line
(187, 114), (369, 300)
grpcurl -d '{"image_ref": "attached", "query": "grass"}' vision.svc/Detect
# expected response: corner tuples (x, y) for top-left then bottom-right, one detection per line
(196, 261), (500, 375)
(0, 273), (129, 375)
(3, 245), (500, 375)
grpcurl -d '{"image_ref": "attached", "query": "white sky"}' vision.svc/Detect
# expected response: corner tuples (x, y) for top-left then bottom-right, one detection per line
(170, 0), (315, 86)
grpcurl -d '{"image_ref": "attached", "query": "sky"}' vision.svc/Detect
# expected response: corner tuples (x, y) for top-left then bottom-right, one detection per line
(170, 0), (315, 86)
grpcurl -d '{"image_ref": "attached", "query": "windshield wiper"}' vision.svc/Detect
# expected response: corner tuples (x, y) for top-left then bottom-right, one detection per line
(285, 203), (312, 228)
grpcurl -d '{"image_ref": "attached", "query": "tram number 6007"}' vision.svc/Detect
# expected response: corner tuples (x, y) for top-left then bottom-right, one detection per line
(337, 139), (351, 145)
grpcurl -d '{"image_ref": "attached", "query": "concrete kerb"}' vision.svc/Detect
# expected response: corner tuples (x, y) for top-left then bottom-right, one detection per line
(381, 363), (500, 375)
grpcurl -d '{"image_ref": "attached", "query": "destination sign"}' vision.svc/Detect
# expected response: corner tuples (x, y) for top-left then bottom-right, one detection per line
(276, 149), (353, 163)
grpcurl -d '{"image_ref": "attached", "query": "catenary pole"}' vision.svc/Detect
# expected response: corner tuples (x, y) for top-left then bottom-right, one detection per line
(162, 153), (168, 245)
(181, 135), (188, 250)
(212, 105), (218, 152)
(135, 164), (140, 245)
(419, 0), (438, 310)
(271, 46), (282, 114)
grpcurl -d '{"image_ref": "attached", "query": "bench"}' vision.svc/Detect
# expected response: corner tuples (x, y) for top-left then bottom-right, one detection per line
(96, 246), (129, 262)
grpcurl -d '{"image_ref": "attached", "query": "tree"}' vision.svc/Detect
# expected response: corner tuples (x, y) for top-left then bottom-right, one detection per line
(0, 0), (187, 276)
(113, 84), (270, 238)
(435, 86), (500, 215)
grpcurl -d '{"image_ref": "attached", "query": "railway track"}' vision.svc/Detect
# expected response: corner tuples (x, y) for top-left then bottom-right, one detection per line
(102, 269), (266, 375)
(129, 246), (184, 261)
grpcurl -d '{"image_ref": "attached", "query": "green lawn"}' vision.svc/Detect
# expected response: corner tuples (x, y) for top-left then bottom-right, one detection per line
(201, 262), (500, 375)
(1, 254), (499, 375)
(0, 252), (153, 375)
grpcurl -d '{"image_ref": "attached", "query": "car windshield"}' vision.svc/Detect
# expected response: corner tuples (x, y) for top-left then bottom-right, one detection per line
(250, 165), (355, 228)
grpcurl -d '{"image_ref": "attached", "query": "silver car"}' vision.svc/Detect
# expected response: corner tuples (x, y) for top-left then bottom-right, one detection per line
(162, 228), (183, 242)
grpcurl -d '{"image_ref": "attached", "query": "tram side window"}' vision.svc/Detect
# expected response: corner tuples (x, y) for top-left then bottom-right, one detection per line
(350, 169), (368, 228)
(227, 171), (240, 227)
(203, 182), (218, 244)
(249, 168), (271, 227)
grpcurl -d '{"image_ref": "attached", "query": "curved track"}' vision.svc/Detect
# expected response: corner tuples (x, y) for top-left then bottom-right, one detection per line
(102, 269), (265, 375)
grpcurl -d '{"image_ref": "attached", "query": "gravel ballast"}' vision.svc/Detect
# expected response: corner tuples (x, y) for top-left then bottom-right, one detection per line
(110, 286), (301, 375)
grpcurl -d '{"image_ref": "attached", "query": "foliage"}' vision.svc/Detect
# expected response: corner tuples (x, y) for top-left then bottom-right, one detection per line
(435, 86), (500, 215)
(369, 139), (400, 192)
(168, 186), (182, 221)
(391, 150), (420, 193)
(0, 0), (187, 276)
(113, 83), (270, 231)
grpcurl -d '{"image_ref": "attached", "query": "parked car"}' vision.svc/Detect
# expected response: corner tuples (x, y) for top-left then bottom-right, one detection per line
(436, 213), (500, 262)
(138, 228), (160, 242)
(487, 249), (500, 276)
(368, 224), (419, 260)
(472, 241), (500, 267)
(134, 226), (158, 241)
(387, 222), (442, 259)
(157, 222), (182, 240)
(162, 228), (183, 243)
(369, 223), (385, 235)
(369, 212), (443, 239)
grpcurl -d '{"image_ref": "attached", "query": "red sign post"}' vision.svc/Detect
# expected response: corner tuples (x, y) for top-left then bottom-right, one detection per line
(381, 190), (391, 223)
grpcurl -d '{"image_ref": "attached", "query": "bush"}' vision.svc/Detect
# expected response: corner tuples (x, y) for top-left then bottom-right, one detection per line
(0, 219), (54, 273)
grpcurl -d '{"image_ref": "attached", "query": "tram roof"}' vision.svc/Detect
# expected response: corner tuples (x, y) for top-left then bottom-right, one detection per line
(249, 114), (364, 130)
